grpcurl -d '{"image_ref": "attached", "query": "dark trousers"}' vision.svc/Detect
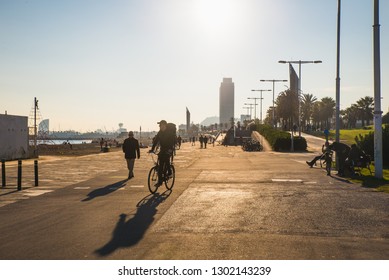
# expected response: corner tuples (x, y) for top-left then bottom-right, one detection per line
(158, 153), (171, 184)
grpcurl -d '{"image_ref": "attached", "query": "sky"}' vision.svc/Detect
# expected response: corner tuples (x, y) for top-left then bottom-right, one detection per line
(1, 0), (388, 133)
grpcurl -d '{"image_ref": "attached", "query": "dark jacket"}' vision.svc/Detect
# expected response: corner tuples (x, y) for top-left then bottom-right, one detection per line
(328, 142), (350, 156)
(122, 137), (140, 159)
(152, 129), (175, 153)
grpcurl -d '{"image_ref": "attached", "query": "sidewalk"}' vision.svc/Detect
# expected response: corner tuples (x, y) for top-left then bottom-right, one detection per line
(301, 132), (328, 153)
(0, 150), (131, 208)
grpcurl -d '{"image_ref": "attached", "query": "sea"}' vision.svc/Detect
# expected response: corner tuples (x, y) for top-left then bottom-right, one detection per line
(30, 139), (94, 145)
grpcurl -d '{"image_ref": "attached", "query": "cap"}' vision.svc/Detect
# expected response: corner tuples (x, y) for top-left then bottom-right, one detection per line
(157, 120), (167, 125)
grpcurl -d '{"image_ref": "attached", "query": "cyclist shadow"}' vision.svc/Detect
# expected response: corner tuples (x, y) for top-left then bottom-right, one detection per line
(95, 189), (172, 257)
(81, 179), (128, 202)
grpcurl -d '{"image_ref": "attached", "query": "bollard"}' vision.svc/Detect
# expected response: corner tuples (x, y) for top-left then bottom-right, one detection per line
(17, 160), (22, 191)
(1, 159), (5, 187)
(34, 160), (39, 186)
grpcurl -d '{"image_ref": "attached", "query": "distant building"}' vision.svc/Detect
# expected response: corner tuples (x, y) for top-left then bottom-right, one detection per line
(39, 119), (49, 133)
(186, 107), (190, 132)
(219, 78), (235, 129)
(241, 114), (250, 123)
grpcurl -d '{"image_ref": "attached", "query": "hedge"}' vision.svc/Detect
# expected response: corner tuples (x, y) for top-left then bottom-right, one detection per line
(256, 124), (307, 151)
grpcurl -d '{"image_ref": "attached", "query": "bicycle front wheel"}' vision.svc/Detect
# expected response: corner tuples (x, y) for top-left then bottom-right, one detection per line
(164, 164), (175, 190)
(148, 166), (159, 194)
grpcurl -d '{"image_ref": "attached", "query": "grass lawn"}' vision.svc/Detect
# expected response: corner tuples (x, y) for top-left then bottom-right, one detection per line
(328, 128), (373, 145)
(308, 128), (373, 145)
(348, 165), (389, 194)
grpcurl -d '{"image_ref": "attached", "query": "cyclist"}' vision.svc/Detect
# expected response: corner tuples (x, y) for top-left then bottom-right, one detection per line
(149, 120), (176, 187)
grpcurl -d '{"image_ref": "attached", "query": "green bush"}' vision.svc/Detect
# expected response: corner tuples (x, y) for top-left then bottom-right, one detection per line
(355, 124), (389, 166)
(257, 124), (307, 151)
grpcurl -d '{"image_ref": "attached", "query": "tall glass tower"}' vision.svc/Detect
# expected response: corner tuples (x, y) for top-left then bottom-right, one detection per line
(219, 78), (234, 128)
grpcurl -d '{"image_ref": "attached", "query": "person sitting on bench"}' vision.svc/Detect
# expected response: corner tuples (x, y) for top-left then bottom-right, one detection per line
(306, 141), (330, 168)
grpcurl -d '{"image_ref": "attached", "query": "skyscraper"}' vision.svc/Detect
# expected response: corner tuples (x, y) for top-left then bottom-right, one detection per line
(219, 78), (234, 128)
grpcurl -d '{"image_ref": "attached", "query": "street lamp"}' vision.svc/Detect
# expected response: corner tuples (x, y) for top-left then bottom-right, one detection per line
(260, 79), (288, 128)
(247, 97), (261, 120)
(251, 89), (271, 124)
(244, 103), (255, 120)
(242, 106), (251, 121)
(278, 60), (322, 136)
(373, 0), (383, 178)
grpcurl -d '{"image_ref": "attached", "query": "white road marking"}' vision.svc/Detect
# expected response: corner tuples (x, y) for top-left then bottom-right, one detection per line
(272, 179), (303, 183)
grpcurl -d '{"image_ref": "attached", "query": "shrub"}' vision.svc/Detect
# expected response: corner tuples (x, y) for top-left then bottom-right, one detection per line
(355, 124), (389, 166)
(257, 124), (307, 151)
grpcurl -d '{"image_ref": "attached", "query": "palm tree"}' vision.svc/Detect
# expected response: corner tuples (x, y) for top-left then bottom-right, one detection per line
(319, 97), (336, 129)
(275, 89), (298, 129)
(301, 93), (317, 130)
(341, 105), (359, 128)
(355, 96), (374, 126)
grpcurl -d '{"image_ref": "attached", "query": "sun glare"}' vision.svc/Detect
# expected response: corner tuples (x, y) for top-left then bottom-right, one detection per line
(193, 0), (238, 33)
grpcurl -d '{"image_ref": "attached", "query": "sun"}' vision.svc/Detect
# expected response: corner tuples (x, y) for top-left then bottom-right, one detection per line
(193, 0), (238, 33)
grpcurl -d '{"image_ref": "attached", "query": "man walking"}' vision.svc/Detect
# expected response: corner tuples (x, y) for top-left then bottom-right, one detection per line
(122, 131), (140, 179)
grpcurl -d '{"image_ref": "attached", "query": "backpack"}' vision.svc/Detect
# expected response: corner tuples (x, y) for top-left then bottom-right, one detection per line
(166, 123), (177, 145)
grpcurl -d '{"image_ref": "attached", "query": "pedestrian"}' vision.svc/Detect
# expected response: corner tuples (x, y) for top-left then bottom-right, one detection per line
(100, 138), (104, 151)
(328, 141), (351, 177)
(122, 131), (140, 179)
(292, 124), (297, 135)
(177, 135), (182, 149)
(324, 128), (329, 142)
(199, 135), (204, 148)
(203, 135), (208, 148)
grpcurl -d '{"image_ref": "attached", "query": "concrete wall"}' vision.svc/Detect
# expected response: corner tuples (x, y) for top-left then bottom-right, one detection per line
(0, 114), (29, 160)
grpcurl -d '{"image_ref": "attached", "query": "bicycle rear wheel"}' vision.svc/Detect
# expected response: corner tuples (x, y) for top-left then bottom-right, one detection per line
(164, 164), (175, 190)
(148, 166), (159, 194)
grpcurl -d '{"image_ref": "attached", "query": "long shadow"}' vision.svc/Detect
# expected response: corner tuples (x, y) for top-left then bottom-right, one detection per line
(82, 179), (128, 202)
(331, 175), (353, 184)
(95, 190), (172, 256)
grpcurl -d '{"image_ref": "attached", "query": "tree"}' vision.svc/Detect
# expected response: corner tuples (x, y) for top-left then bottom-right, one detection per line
(301, 93), (317, 129)
(341, 105), (359, 128)
(311, 97), (335, 130)
(319, 97), (336, 129)
(355, 96), (374, 126)
(383, 112), (389, 124)
(275, 89), (298, 129)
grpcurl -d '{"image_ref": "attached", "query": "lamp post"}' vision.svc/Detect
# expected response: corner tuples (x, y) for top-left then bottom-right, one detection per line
(247, 97), (261, 121)
(244, 103), (255, 120)
(278, 60), (322, 136)
(373, 0), (383, 178)
(251, 89), (271, 124)
(243, 106), (251, 121)
(260, 79), (288, 128)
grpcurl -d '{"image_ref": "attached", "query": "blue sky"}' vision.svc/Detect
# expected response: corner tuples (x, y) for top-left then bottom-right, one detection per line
(1, 0), (388, 132)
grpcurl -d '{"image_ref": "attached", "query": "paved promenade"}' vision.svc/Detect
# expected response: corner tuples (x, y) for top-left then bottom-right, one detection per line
(0, 134), (388, 259)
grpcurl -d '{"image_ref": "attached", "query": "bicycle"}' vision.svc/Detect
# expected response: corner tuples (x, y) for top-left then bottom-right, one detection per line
(147, 150), (175, 194)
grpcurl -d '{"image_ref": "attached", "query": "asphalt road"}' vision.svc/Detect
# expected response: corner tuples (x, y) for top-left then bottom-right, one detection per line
(0, 136), (388, 260)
